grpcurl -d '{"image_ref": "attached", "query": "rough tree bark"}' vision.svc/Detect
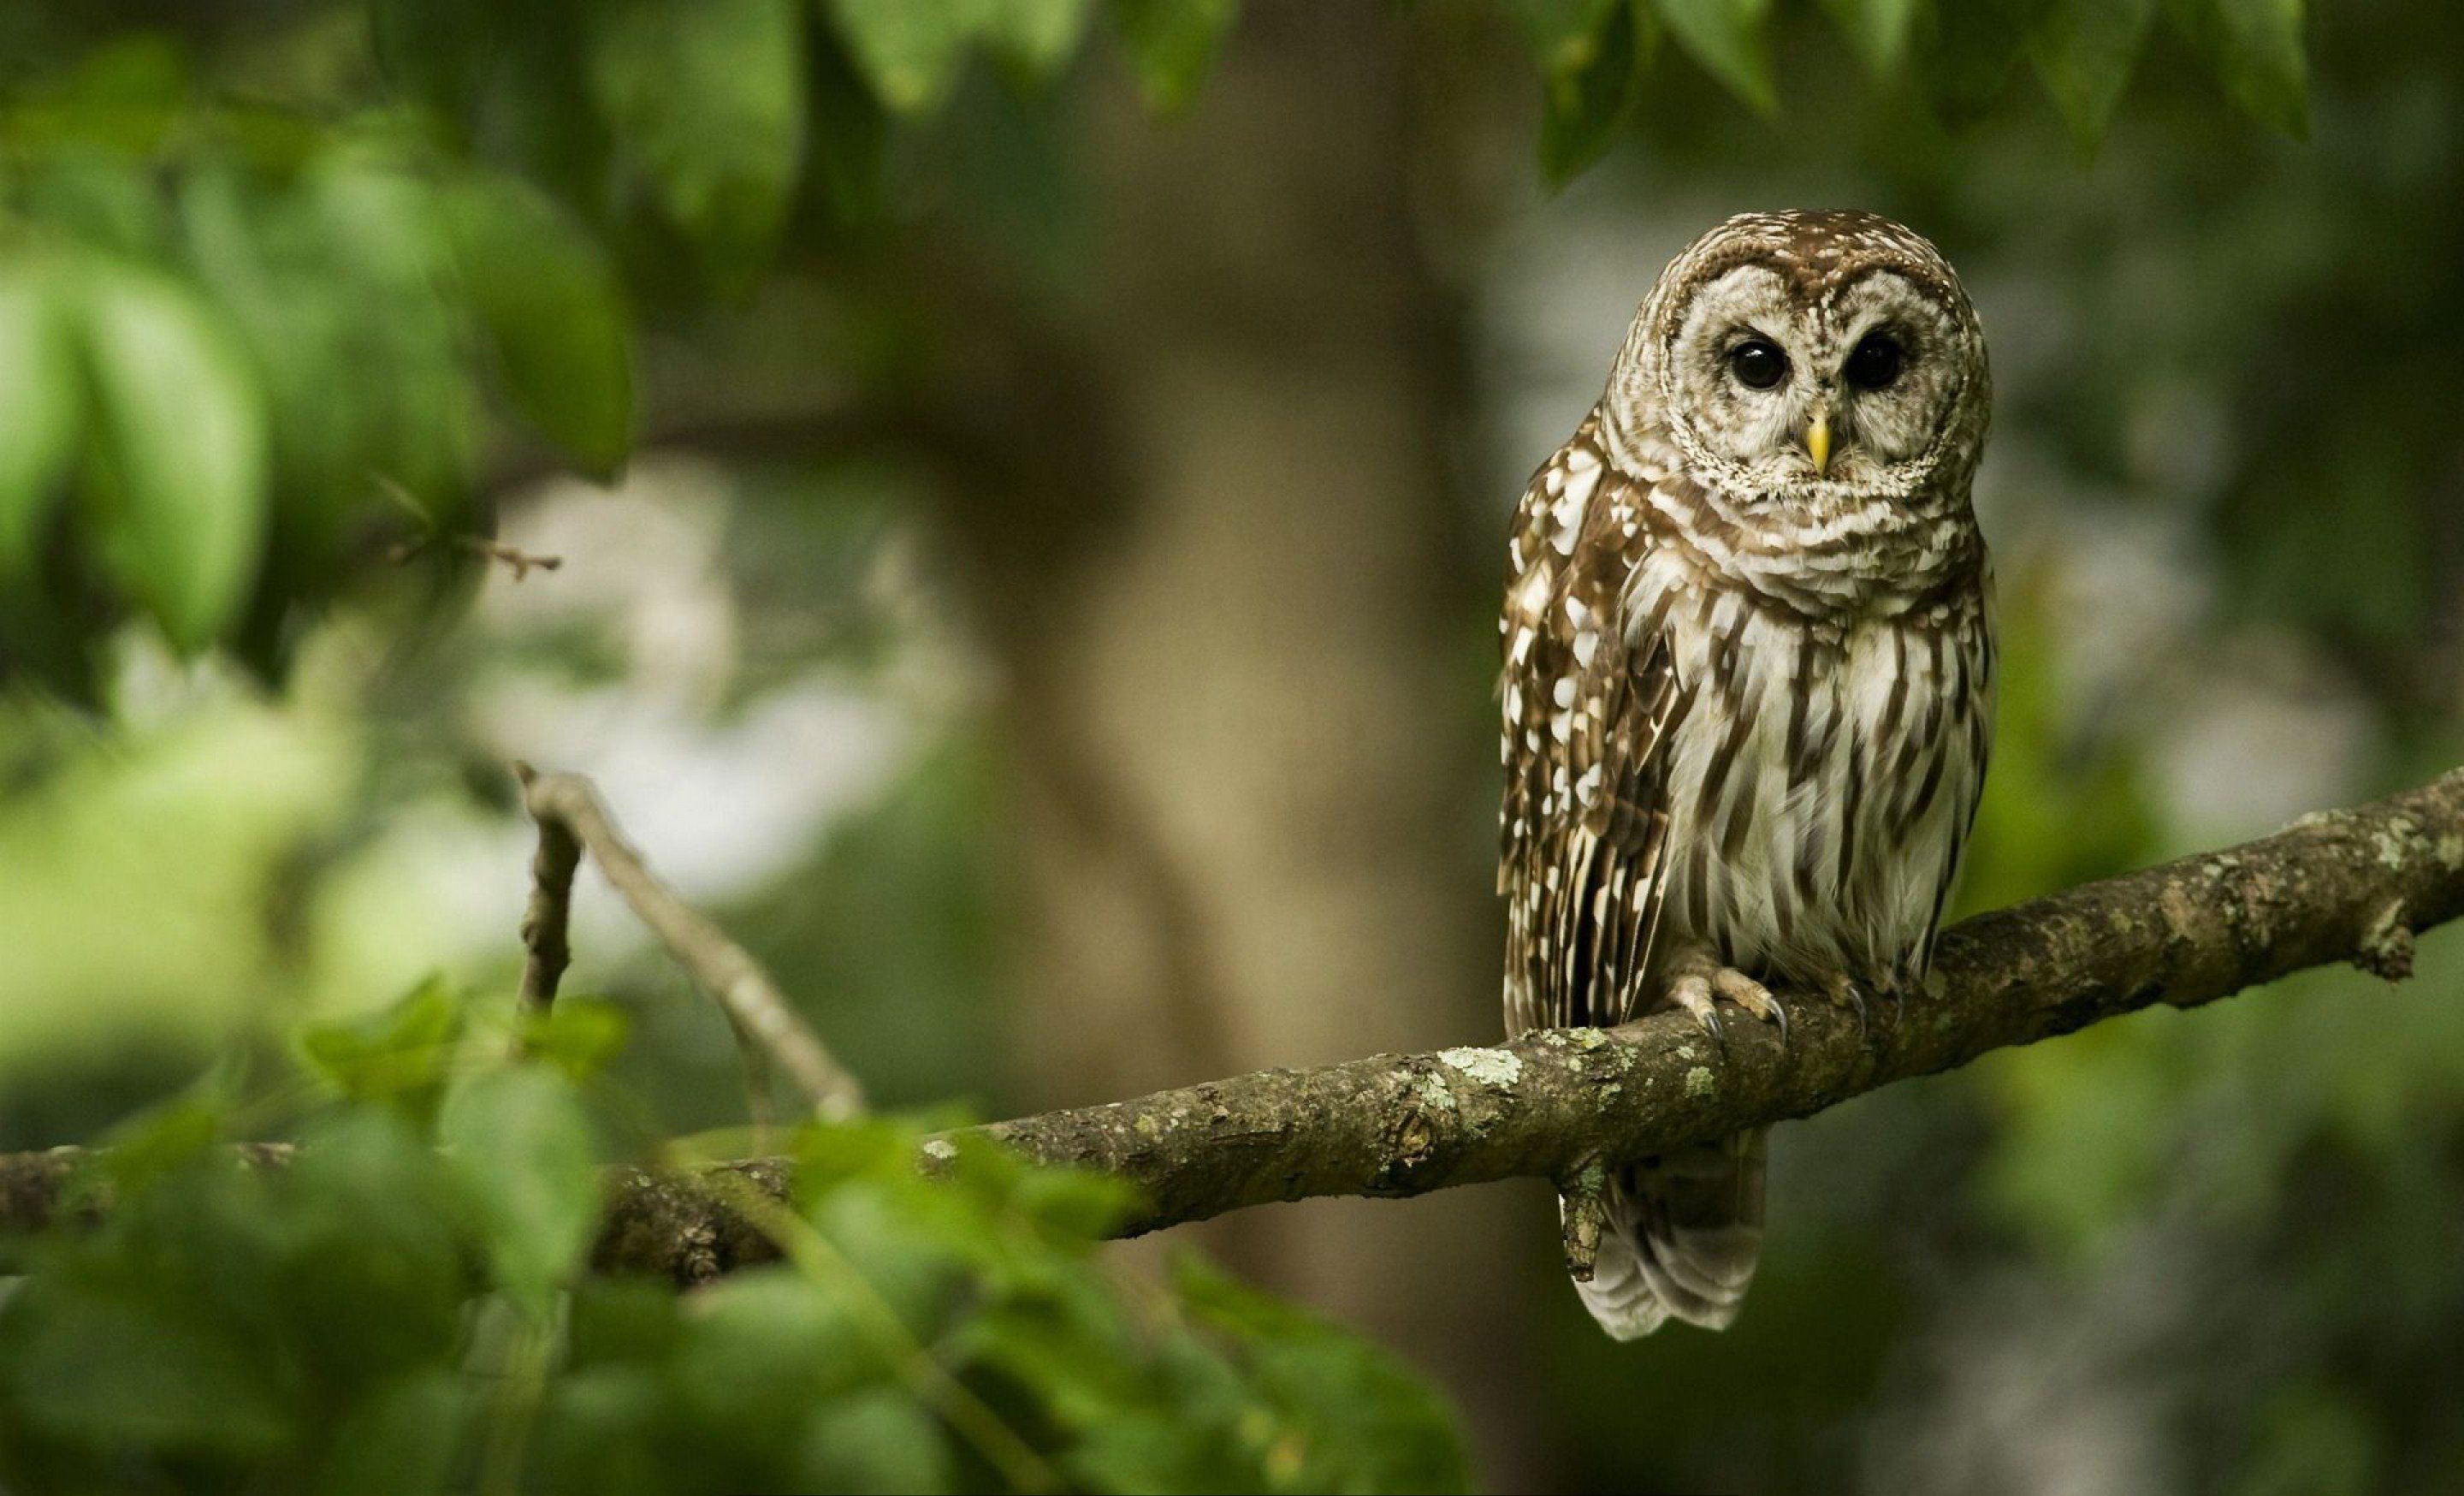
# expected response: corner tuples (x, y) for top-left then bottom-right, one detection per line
(976, 765), (2461, 1232)
(609, 764), (2464, 1266)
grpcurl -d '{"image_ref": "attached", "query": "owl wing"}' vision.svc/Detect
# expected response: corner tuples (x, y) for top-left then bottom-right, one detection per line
(1500, 419), (1685, 1035)
(1912, 572), (1998, 979)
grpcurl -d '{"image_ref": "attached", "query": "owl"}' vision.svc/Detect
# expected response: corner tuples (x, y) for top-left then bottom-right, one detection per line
(1498, 210), (1994, 1339)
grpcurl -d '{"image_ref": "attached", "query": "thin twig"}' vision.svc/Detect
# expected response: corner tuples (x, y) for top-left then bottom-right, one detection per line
(510, 763), (868, 1122)
(388, 533), (565, 580)
(376, 472), (563, 582)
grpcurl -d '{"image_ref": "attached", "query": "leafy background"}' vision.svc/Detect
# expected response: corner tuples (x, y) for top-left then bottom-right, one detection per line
(5, 0), (2464, 1492)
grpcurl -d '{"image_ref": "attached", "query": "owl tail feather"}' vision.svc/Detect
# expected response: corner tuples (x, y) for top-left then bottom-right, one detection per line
(1568, 1126), (1768, 1339)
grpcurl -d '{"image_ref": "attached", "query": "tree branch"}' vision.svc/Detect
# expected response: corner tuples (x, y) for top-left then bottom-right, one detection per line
(572, 765), (2464, 1280)
(971, 768), (2464, 1235)
(2, 770), (2458, 1284)
(511, 763), (866, 1122)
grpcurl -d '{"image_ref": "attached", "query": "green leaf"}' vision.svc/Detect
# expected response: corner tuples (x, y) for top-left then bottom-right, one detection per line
(1172, 1255), (1473, 1493)
(826, 0), (988, 114)
(808, 28), (892, 223)
(2163, 0), (2306, 137)
(73, 258), (269, 651)
(91, 1088), (233, 1197)
(800, 1389), (957, 1494)
(519, 996), (633, 1083)
(1653, 0), (1775, 115)
(589, 0), (806, 287)
(1538, 2), (1657, 187)
(530, 1367), (674, 1496)
(279, 1111), (472, 1381)
(1502, 0), (1621, 79)
(438, 1066), (603, 1310)
(985, 0), (1095, 79)
(1913, 0), (2053, 124)
(372, 0), (611, 199)
(15, 157), (169, 260)
(311, 1370), (476, 1496)
(55, 33), (190, 155)
(2031, 0), (2156, 149)
(369, 0), (495, 122)
(441, 175), (634, 478)
(0, 260), (80, 591)
(564, 1279), (684, 1366)
(807, 1184), (968, 1334)
(0, 1273), (296, 1458)
(1068, 1407), (1256, 1495)
(673, 1271), (887, 1423)
(1009, 1161), (1143, 1241)
(297, 976), (468, 1119)
(1106, 0), (1239, 114)
(238, 156), (476, 545)
(1818, 0), (1922, 76)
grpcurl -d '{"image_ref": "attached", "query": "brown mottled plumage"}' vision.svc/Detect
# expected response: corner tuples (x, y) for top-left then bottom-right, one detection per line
(1499, 211), (1995, 1338)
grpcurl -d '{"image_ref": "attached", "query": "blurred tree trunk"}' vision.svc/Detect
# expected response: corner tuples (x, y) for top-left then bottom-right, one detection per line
(948, 3), (1548, 1481)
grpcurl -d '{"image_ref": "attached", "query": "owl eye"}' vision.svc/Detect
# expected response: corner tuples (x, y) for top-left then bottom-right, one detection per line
(1844, 332), (1904, 390)
(1727, 338), (1788, 390)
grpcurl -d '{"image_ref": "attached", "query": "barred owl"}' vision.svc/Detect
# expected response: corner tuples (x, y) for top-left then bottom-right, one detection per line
(1498, 211), (1994, 1339)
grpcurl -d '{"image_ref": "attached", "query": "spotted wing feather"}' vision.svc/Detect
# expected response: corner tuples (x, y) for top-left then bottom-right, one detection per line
(1500, 419), (1682, 1034)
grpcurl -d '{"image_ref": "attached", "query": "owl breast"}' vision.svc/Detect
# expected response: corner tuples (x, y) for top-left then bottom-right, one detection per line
(1640, 545), (1993, 989)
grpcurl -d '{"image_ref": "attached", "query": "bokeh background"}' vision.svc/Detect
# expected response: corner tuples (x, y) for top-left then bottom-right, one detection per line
(3, 2), (2463, 1490)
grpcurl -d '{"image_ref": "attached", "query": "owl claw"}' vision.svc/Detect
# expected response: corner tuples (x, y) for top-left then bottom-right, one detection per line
(1710, 967), (1787, 1048)
(1668, 973), (1724, 1048)
(1823, 973), (1869, 1042)
(1666, 965), (1791, 1052)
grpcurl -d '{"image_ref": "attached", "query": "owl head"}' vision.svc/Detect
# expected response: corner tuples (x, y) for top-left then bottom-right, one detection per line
(1607, 211), (1990, 507)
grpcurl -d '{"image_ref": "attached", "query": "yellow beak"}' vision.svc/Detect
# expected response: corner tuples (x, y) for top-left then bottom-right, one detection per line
(1806, 409), (1833, 476)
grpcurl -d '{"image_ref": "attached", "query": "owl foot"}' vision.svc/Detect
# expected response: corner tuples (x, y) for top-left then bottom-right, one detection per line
(1714, 967), (1788, 1047)
(1822, 973), (1909, 1042)
(1667, 961), (1786, 1050)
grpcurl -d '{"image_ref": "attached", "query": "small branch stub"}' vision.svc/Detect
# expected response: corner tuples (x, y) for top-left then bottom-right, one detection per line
(516, 770), (582, 1017)
(1560, 1159), (1608, 1282)
(2354, 899), (2416, 982)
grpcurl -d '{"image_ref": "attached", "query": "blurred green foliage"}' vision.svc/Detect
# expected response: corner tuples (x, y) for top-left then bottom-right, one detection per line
(0, 0), (2302, 691)
(15, 2), (2464, 1493)
(0, 982), (1469, 1493)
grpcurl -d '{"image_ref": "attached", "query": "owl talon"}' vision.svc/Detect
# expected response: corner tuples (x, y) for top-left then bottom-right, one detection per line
(1823, 974), (1869, 1042)
(1709, 967), (1786, 1048)
(1669, 973), (1724, 1047)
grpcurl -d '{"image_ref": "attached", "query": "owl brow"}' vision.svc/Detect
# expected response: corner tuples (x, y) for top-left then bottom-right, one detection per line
(1832, 265), (1957, 318)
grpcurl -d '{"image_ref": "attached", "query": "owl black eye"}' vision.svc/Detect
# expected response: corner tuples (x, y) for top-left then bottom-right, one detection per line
(1727, 338), (1787, 390)
(1844, 332), (1904, 390)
